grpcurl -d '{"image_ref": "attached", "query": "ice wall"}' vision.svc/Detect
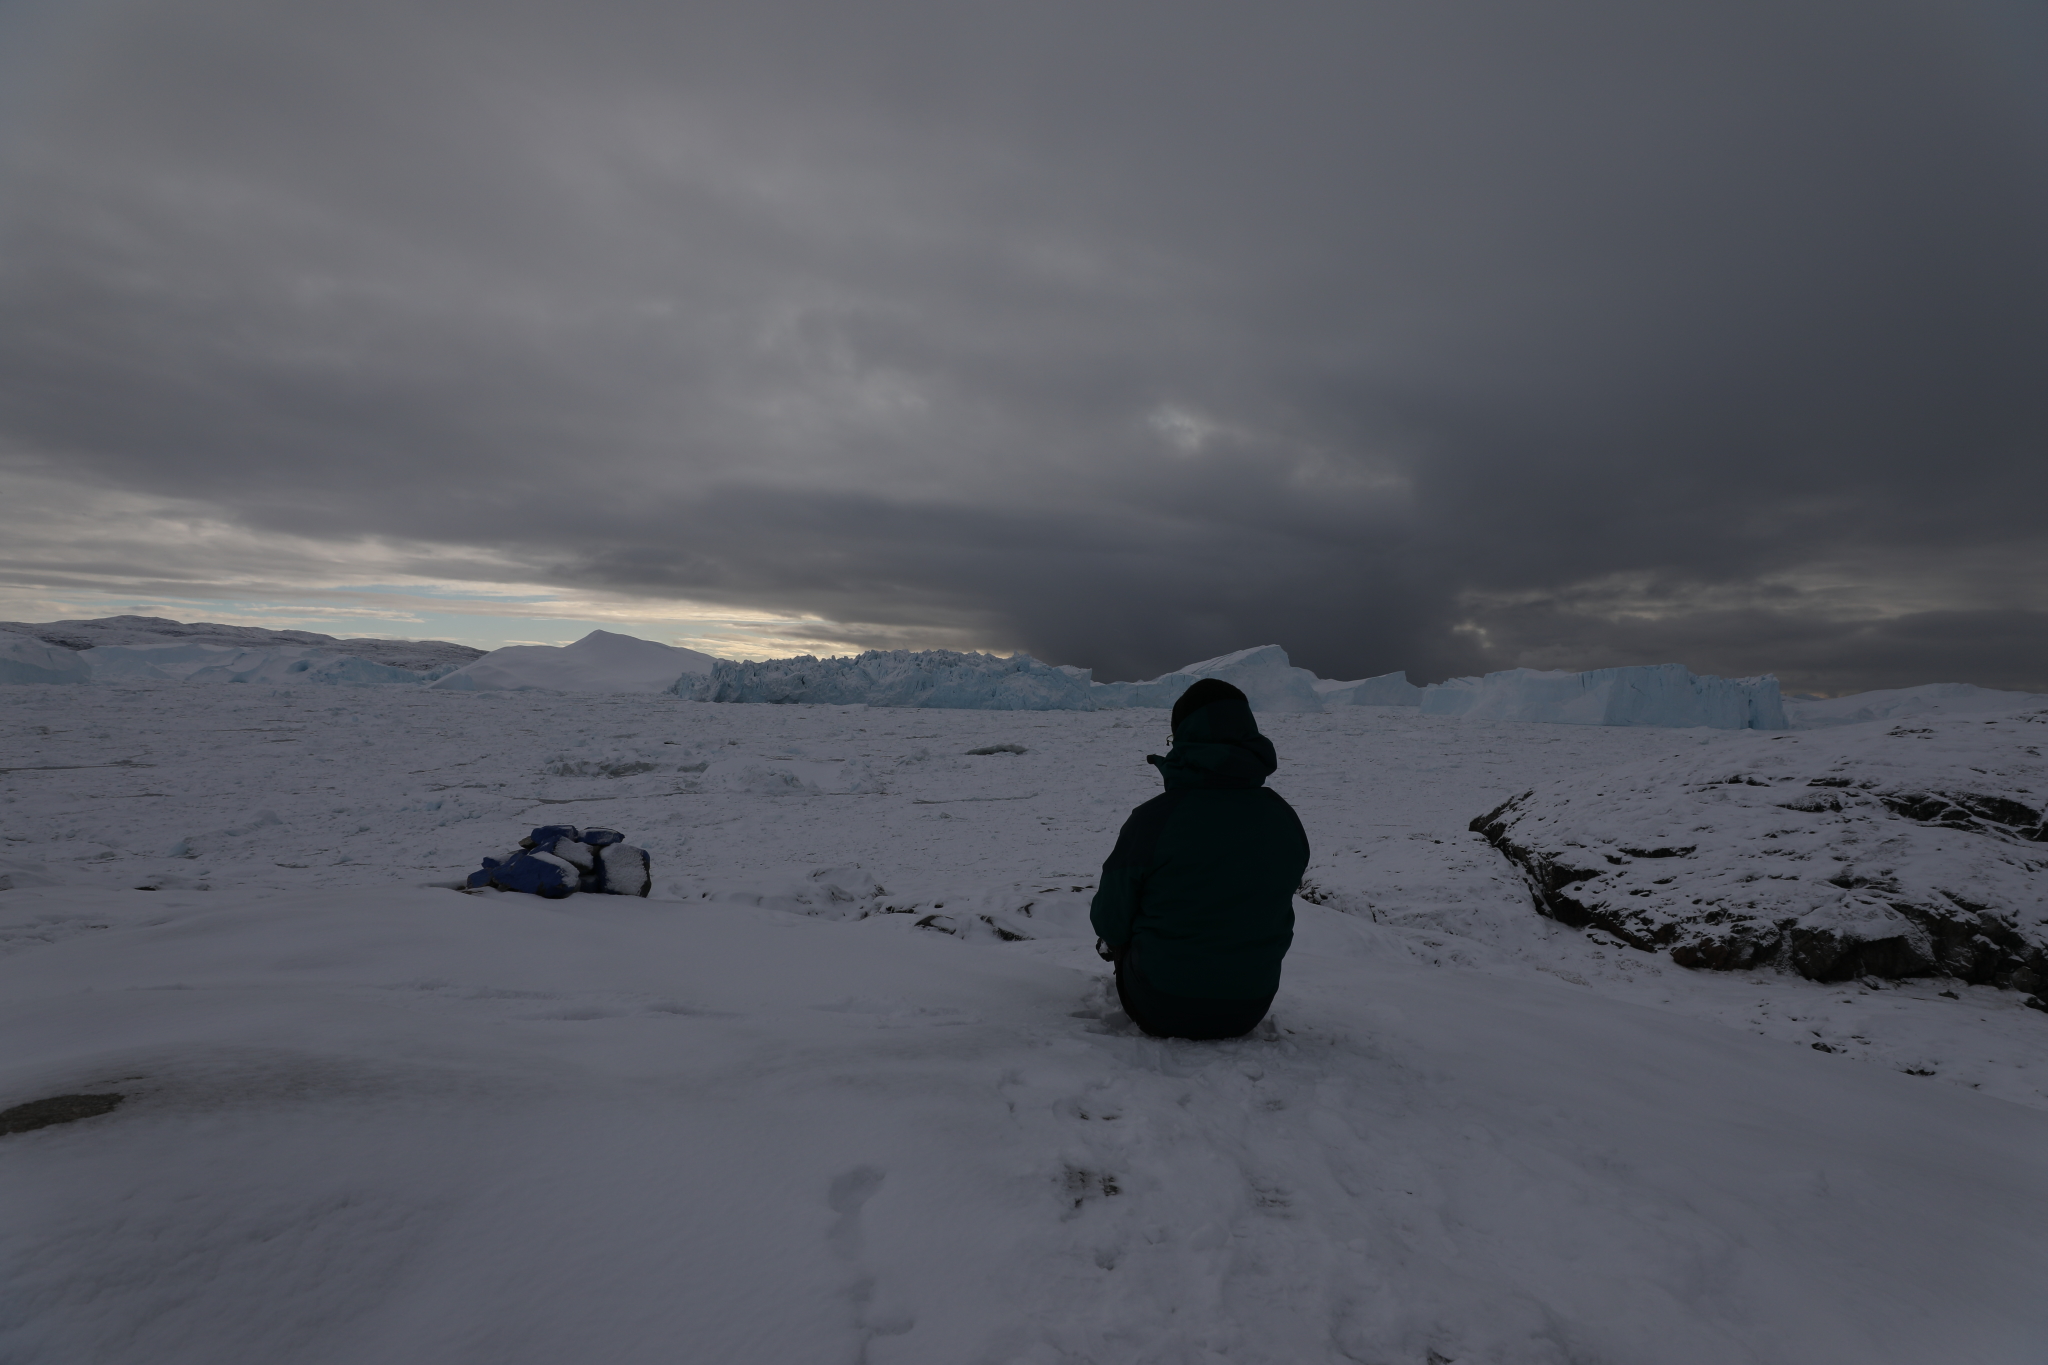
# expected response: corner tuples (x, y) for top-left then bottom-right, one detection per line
(1420, 663), (1787, 730)
(432, 631), (716, 694)
(683, 649), (1098, 709)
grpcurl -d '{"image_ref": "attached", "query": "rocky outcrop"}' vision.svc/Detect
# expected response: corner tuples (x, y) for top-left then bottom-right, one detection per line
(1470, 710), (2048, 991)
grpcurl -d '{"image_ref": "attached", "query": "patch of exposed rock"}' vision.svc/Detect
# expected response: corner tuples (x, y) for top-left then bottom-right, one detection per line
(1470, 710), (2048, 989)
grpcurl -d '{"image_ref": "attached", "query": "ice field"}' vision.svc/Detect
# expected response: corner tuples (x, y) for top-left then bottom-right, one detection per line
(3, 682), (2046, 1364)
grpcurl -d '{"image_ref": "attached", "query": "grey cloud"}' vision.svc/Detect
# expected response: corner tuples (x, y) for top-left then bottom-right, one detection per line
(3, 0), (2044, 688)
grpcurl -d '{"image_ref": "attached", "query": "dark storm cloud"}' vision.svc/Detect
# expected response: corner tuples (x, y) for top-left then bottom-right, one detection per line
(3, 0), (2045, 688)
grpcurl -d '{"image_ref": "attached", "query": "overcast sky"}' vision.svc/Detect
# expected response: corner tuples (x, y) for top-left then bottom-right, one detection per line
(3, 0), (2044, 690)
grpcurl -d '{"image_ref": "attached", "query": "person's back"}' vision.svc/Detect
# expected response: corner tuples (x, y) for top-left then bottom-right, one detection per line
(1089, 679), (1311, 1039)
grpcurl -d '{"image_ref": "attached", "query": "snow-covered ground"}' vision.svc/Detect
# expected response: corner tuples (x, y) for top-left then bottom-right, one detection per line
(3, 683), (2045, 1364)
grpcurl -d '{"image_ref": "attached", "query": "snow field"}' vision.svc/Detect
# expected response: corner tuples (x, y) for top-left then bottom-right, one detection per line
(3, 683), (2046, 1364)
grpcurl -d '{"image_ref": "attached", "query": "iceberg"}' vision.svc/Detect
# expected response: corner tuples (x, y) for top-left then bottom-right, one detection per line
(0, 630), (91, 685)
(1089, 645), (1326, 714)
(1419, 663), (1787, 730)
(1313, 670), (1424, 708)
(432, 631), (718, 694)
(684, 648), (1097, 709)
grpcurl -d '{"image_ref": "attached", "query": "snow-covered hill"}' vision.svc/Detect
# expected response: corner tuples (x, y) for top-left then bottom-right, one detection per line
(2, 682), (2044, 1363)
(431, 630), (717, 693)
(0, 615), (485, 671)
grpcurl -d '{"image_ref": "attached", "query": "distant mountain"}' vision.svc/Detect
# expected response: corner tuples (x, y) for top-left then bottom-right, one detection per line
(0, 615), (486, 672)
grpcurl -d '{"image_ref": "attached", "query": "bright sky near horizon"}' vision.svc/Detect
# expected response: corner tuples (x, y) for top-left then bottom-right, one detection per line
(2, 0), (2045, 687)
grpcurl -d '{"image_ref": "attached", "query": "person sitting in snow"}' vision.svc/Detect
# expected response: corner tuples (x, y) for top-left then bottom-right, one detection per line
(1090, 678), (1311, 1040)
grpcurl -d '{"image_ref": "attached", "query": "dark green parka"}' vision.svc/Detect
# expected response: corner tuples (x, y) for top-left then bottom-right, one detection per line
(1088, 693), (1311, 1000)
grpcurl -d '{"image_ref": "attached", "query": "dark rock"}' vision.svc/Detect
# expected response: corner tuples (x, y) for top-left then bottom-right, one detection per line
(1, 1093), (124, 1136)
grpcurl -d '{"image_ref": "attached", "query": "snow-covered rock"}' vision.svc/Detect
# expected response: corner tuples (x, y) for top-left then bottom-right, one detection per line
(78, 641), (444, 687)
(1423, 663), (1787, 730)
(1786, 681), (2042, 729)
(433, 631), (717, 693)
(1314, 670), (1424, 708)
(0, 630), (91, 685)
(685, 648), (1097, 709)
(1470, 708), (2048, 986)
(0, 615), (483, 671)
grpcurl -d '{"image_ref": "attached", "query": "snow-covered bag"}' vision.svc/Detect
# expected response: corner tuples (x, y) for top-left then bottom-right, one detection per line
(467, 825), (651, 898)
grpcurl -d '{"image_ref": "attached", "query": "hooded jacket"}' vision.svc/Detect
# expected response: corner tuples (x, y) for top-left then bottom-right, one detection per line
(1088, 691), (1311, 1000)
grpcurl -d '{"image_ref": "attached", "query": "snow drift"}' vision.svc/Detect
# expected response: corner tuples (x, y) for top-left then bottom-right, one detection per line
(1471, 707), (2048, 986)
(433, 631), (716, 694)
(1423, 663), (1787, 730)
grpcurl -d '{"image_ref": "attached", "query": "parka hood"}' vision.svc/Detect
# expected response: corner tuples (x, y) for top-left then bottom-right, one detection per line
(1145, 693), (1277, 790)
